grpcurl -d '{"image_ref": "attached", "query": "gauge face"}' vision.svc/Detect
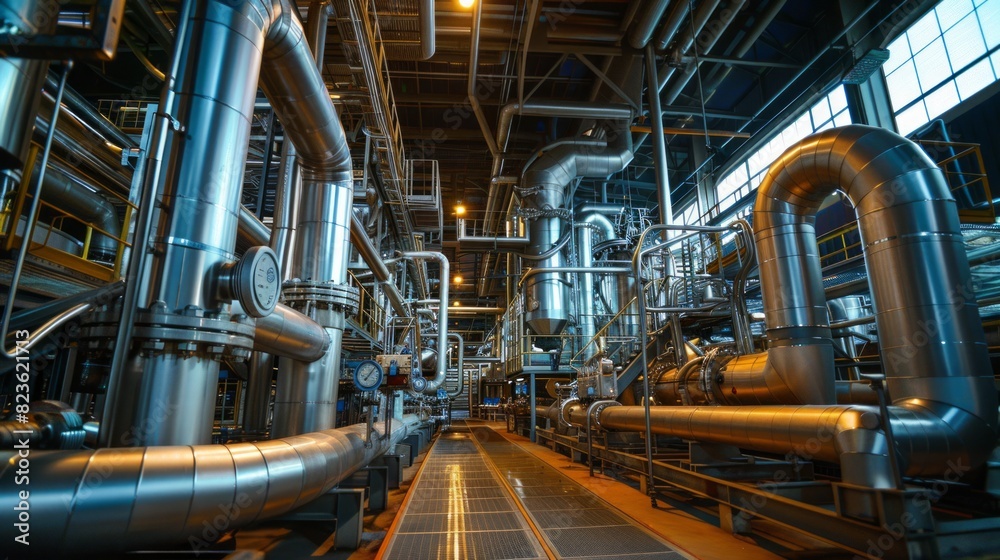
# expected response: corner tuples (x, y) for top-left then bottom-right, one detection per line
(253, 257), (279, 309)
(354, 360), (384, 391)
(410, 376), (427, 393)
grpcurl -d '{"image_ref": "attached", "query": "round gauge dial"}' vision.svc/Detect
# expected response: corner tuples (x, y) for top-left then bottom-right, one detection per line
(353, 360), (384, 391)
(410, 376), (427, 393)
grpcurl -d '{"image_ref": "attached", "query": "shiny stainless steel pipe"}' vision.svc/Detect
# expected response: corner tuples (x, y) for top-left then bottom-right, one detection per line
(587, 126), (999, 485)
(402, 251), (450, 393)
(0, 0), (52, 170)
(0, 415), (424, 557)
(575, 211), (617, 360)
(520, 127), (633, 336)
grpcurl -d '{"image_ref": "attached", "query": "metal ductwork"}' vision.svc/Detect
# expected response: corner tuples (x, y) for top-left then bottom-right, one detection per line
(0, 415), (424, 557)
(627, 0), (670, 49)
(0, 0), (53, 170)
(520, 127), (633, 336)
(571, 125), (999, 487)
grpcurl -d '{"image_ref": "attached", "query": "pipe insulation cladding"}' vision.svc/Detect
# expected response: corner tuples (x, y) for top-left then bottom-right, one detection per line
(567, 125), (998, 487)
(0, 415), (425, 557)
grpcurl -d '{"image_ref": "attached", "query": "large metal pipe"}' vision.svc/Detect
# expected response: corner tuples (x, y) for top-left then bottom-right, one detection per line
(35, 163), (122, 260)
(402, 251), (450, 393)
(419, 0), (435, 60)
(0, 415), (424, 557)
(581, 126), (999, 486)
(645, 44), (671, 225)
(575, 210), (617, 359)
(264, 1), (354, 438)
(238, 301), (331, 362)
(520, 127), (633, 336)
(109, 0), (273, 446)
(627, 0), (670, 49)
(0, 0), (52, 171)
(350, 214), (408, 316)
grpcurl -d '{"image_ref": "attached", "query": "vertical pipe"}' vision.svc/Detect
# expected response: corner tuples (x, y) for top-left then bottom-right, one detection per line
(112, 0), (264, 446)
(0, 0), (53, 171)
(645, 44), (671, 225)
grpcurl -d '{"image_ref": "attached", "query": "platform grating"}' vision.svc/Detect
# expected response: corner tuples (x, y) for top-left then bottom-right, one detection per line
(467, 423), (685, 560)
(380, 432), (547, 559)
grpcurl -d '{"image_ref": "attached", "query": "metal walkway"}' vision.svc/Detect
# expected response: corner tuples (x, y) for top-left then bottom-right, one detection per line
(381, 423), (684, 560)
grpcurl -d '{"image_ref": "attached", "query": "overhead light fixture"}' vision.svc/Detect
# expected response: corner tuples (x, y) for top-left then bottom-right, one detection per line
(842, 48), (891, 84)
(454, 275), (464, 284)
(458, 0), (475, 7)
(455, 204), (466, 216)
(330, 93), (342, 99)
(452, 300), (461, 306)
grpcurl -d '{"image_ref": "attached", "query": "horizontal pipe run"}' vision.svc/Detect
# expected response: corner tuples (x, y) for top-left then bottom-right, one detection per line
(0, 416), (424, 557)
(242, 301), (331, 362)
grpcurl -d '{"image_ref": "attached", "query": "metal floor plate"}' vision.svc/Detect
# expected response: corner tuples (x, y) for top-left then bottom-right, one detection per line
(380, 432), (548, 560)
(468, 423), (685, 560)
(382, 425), (686, 559)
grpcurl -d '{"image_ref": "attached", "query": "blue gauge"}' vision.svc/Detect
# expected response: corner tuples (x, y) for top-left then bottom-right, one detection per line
(353, 360), (384, 391)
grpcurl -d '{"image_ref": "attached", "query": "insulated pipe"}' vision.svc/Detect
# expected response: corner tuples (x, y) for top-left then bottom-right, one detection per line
(350, 214), (408, 316)
(575, 211), (617, 359)
(238, 301), (331, 362)
(468, 0), (499, 157)
(653, 1), (691, 51)
(114, 0), (271, 446)
(582, 126), (999, 486)
(520, 128), (633, 336)
(645, 44), (671, 225)
(0, 415), (424, 557)
(0, 0), (52, 170)
(655, 0), (721, 92)
(264, 1), (353, 438)
(627, 0), (670, 49)
(419, 0), (435, 60)
(35, 163), (122, 260)
(661, 0), (748, 106)
(270, 140), (299, 280)
(401, 251), (449, 393)
(238, 205), (271, 246)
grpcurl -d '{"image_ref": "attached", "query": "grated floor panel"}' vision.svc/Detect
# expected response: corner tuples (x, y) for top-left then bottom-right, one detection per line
(381, 425), (687, 559)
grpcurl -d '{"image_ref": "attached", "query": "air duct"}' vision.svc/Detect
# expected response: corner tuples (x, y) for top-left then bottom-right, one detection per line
(0, 415), (424, 557)
(575, 206), (619, 359)
(570, 125), (998, 486)
(520, 127), (633, 336)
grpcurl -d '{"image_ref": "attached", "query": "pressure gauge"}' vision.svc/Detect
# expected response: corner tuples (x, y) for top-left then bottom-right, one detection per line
(230, 246), (280, 318)
(353, 360), (384, 391)
(410, 375), (427, 393)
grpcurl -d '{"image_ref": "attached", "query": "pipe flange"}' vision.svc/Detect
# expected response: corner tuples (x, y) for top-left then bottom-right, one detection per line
(282, 281), (360, 314)
(79, 306), (255, 360)
(559, 396), (579, 427)
(589, 400), (621, 431)
(700, 348), (734, 406)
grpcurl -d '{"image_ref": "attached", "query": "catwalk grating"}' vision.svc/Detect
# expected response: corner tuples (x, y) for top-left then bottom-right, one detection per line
(380, 432), (548, 559)
(467, 423), (686, 560)
(381, 426), (687, 559)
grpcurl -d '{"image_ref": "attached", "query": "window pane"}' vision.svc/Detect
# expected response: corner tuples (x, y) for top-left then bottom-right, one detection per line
(833, 111), (853, 127)
(981, 0), (1000, 49)
(906, 12), (942, 54)
(829, 85), (849, 114)
(810, 96), (832, 127)
(914, 37), (953, 88)
(924, 80), (960, 118)
(887, 59), (922, 107)
(943, 13), (987, 70)
(955, 57), (996, 98)
(885, 36), (912, 73)
(896, 101), (929, 135)
(936, 0), (975, 30)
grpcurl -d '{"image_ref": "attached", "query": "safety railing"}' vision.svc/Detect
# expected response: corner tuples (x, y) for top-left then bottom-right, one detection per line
(348, 270), (386, 345)
(1, 146), (135, 283)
